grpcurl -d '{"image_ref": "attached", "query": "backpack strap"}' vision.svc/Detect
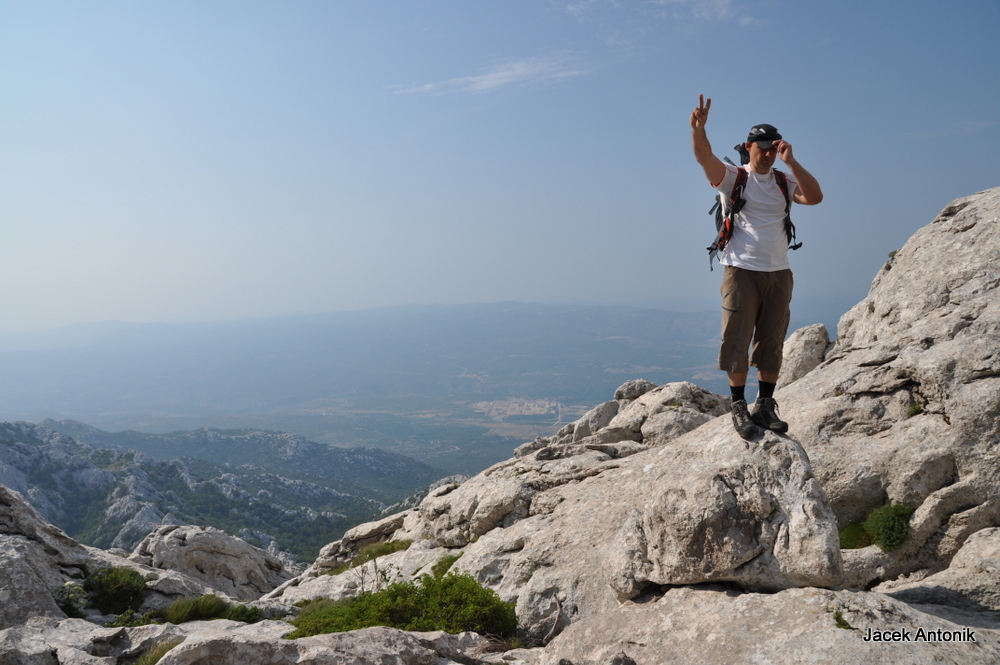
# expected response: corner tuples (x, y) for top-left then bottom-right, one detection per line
(773, 170), (802, 251)
(707, 167), (748, 270)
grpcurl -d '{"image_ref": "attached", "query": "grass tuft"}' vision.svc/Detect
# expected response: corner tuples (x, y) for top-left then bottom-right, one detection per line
(431, 553), (462, 578)
(135, 639), (182, 665)
(833, 610), (853, 630)
(163, 594), (261, 624)
(324, 539), (414, 576)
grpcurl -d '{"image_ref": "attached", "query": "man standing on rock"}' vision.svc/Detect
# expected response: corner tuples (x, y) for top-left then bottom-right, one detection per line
(690, 94), (824, 439)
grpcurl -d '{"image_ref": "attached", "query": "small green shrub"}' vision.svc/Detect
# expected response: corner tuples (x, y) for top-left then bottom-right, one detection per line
(431, 553), (462, 578)
(906, 402), (923, 418)
(56, 581), (88, 618)
(135, 639), (182, 665)
(286, 573), (517, 639)
(163, 594), (261, 624)
(838, 523), (874, 550)
(84, 567), (147, 615)
(863, 502), (915, 552)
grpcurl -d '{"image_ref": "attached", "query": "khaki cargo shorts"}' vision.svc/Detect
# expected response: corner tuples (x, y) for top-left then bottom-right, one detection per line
(718, 266), (793, 375)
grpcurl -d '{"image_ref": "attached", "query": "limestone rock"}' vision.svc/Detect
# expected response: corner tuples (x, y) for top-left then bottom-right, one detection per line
(613, 379), (657, 401)
(879, 526), (1000, 614)
(85, 546), (231, 613)
(777, 323), (831, 389)
(0, 485), (93, 629)
(0, 616), (502, 665)
(538, 586), (1000, 665)
(776, 187), (1000, 586)
(606, 381), (729, 446)
(569, 400), (620, 442)
(451, 418), (841, 642)
(129, 525), (292, 601)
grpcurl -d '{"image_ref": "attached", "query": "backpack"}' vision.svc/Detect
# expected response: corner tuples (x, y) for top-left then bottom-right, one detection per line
(706, 153), (801, 270)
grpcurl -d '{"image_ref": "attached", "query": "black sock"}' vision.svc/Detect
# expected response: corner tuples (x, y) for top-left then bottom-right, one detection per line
(730, 384), (746, 403)
(758, 381), (776, 401)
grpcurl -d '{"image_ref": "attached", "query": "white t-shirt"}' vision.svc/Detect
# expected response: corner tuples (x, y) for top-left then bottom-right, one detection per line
(714, 164), (798, 272)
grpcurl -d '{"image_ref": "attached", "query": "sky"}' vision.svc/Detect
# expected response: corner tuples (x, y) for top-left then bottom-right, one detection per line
(1, 0), (998, 334)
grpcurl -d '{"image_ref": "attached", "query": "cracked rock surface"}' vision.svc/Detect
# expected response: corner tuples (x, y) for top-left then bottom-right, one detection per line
(129, 525), (292, 601)
(779, 186), (1000, 588)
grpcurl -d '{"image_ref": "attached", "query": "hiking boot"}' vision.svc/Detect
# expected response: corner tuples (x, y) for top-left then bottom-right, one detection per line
(752, 397), (789, 433)
(731, 399), (760, 439)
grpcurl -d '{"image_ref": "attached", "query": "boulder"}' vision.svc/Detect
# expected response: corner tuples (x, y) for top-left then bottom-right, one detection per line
(777, 323), (831, 389)
(129, 525), (293, 601)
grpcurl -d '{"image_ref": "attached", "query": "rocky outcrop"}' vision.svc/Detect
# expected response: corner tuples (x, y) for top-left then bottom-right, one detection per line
(0, 483), (254, 628)
(0, 617), (515, 665)
(879, 526), (1000, 614)
(129, 525), (294, 601)
(537, 585), (1000, 665)
(777, 186), (1000, 587)
(0, 485), (91, 630)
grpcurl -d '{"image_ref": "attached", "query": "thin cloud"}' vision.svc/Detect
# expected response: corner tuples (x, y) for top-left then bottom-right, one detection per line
(394, 55), (587, 96)
(570, 0), (759, 29)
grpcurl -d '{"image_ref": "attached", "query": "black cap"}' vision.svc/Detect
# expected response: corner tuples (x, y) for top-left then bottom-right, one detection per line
(747, 124), (782, 149)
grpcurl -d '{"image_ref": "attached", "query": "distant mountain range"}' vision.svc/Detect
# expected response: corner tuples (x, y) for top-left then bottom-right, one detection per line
(0, 302), (840, 475)
(0, 421), (445, 560)
(0, 303), (728, 473)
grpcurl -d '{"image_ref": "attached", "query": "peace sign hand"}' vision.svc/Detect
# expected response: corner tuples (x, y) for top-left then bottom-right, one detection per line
(690, 94), (711, 130)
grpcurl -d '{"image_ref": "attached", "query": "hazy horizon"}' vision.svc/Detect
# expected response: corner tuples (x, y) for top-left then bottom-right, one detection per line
(2, 2), (997, 334)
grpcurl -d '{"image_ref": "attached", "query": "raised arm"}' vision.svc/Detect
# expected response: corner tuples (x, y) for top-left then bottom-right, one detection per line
(775, 140), (824, 205)
(690, 94), (727, 186)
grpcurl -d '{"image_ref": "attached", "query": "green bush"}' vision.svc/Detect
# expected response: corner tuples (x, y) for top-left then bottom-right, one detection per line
(287, 572), (517, 639)
(84, 567), (147, 615)
(906, 402), (923, 418)
(164, 594), (261, 624)
(863, 502), (915, 552)
(838, 523), (874, 549)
